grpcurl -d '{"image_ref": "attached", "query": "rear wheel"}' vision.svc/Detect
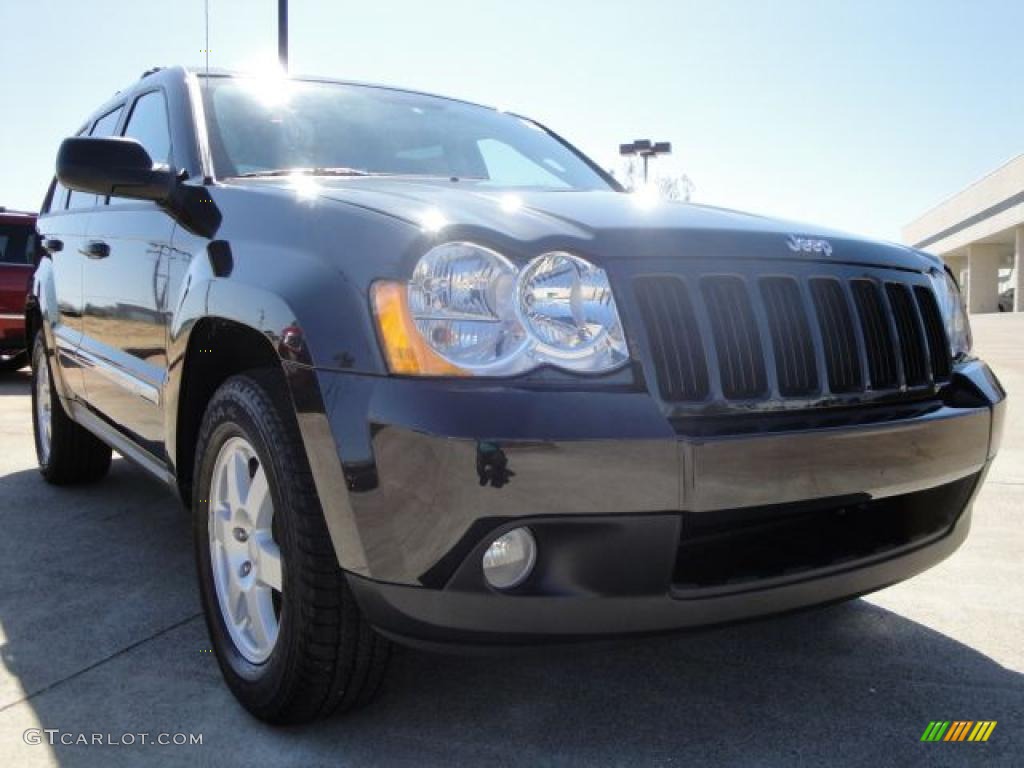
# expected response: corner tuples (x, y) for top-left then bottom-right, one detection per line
(193, 370), (390, 724)
(31, 332), (111, 484)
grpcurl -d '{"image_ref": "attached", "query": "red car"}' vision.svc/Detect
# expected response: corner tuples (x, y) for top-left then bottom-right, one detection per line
(0, 208), (37, 371)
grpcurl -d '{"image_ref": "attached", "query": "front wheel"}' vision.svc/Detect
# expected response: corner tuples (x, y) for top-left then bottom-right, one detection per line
(193, 370), (390, 724)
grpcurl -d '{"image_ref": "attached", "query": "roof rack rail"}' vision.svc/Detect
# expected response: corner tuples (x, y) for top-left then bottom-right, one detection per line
(141, 67), (163, 79)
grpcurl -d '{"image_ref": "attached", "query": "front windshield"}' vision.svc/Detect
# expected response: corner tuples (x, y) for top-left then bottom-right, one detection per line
(200, 75), (612, 191)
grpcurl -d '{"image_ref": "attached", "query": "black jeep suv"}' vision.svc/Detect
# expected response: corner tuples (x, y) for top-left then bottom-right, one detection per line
(30, 66), (1005, 723)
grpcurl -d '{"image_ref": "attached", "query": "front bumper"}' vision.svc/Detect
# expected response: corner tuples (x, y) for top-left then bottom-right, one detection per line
(286, 359), (1005, 646)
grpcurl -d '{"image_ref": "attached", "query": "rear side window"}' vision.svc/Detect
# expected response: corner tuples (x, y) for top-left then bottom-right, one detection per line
(67, 106), (124, 210)
(122, 91), (172, 165)
(50, 178), (69, 213)
(0, 223), (33, 264)
(92, 107), (124, 138)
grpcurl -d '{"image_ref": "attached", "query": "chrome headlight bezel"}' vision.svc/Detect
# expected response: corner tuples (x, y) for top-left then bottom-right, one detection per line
(376, 241), (630, 377)
(929, 266), (973, 361)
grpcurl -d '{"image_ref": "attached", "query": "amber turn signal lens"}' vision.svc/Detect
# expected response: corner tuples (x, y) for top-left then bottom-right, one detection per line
(371, 281), (467, 376)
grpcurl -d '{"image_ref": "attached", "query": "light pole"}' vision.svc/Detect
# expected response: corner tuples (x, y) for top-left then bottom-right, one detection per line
(278, 0), (289, 71)
(619, 139), (672, 184)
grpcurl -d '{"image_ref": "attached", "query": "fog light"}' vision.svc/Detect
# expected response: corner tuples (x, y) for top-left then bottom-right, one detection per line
(482, 528), (536, 590)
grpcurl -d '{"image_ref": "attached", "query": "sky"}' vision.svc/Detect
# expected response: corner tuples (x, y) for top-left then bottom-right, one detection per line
(1, 0), (1023, 243)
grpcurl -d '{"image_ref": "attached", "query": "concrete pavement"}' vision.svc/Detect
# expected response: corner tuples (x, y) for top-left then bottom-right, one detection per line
(0, 315), (1022, 767)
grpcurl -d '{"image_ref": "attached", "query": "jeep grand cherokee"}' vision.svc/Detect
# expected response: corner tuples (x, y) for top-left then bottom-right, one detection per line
(29, 66), (1005, 724)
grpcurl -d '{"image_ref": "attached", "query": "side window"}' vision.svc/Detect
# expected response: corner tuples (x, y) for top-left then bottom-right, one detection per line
(92, 107), (124, 138)
(50, 178), (69, 213)
(67, 107), (123, 210)
(122, 91), (172, 166)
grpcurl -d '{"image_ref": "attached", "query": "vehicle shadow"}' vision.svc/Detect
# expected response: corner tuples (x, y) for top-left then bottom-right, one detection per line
(0, 456), (1020, 766)
(339, 602), (1022, 766)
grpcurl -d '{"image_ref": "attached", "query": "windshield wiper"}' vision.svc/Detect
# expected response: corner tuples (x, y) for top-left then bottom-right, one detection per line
(229, 167), (373, 179)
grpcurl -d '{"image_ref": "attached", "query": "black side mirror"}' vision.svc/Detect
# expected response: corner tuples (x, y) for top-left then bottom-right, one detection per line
(56, 136), (222, 238)
(56, 137), (172, 202)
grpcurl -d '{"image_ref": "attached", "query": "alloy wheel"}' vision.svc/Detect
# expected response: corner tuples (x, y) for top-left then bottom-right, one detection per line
(208, 436), (283, 663)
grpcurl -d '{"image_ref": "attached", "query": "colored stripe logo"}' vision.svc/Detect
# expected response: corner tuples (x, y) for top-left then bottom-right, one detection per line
(920, 721), (997, 742)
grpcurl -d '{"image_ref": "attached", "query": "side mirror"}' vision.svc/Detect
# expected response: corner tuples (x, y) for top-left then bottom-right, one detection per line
(56, 137), (172, 202)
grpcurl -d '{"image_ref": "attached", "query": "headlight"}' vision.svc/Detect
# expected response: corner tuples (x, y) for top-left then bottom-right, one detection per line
(372, 242), (629, 376)
(929, 267), (972, 360)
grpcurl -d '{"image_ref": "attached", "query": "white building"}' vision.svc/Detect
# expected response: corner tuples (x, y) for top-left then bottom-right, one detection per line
(903, 154), (1024, 314)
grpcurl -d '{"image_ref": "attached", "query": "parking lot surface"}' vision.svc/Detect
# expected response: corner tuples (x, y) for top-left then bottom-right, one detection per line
(0, 315), (1022, 767)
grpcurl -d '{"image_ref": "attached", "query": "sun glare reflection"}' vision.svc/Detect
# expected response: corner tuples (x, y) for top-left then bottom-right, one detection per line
(236, 60), (292, 107)
(500, 194), (523, 213)
(419, 208), (449, 233)
(289, 174), (321, 201)
(630, 184), (662, 210)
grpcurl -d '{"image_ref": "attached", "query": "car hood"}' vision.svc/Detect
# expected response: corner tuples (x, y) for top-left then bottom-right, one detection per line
(229, 177), (938, 272)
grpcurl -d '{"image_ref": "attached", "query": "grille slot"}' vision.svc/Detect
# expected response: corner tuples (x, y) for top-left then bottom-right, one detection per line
(634, 277), (710, 401)
(886, 283), (928, 386)
(914, 286), (952, 382)
(760, 277), (817, 396)
(850, 280), (899, 389)
(809, 278), (863, 393)
(701, 277), (767, 399)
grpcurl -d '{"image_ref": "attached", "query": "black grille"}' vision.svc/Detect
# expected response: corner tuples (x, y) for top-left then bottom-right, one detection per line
(701, 277), (767, 399)
(634, 277), (709, 401)
(886, 283), (928, 386)
(810, 278), (862, 393)
(850, 280), (899, 389)
(635, 271), (953, 404)
(913, 286), (952, 381)
(760, 278), (817, 396)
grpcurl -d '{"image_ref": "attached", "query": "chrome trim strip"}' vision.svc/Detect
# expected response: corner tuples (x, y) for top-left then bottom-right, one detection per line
(72, 344), (161, 405)
(0, 312), (24, 320)
(185, 70), (216, 181)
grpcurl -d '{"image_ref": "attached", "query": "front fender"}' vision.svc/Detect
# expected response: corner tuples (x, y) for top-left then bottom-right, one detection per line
(164, 248), (369, 572)
(29, 259), (76, 402)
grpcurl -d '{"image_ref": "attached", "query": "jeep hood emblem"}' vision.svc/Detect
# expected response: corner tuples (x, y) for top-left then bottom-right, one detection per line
(787, 235), (833, 257)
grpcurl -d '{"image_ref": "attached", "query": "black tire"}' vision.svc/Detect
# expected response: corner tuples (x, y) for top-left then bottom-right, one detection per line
(0, 350), (28, 372)
(31, 332), (112, 484)
(193, 369), (391, 724)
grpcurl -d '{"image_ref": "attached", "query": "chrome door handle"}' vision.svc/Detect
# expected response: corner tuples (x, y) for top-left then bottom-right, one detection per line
(83, 241), (110, 259)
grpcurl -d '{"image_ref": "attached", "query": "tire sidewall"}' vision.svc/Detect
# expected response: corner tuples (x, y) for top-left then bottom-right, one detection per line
(193, 383), (298, 708)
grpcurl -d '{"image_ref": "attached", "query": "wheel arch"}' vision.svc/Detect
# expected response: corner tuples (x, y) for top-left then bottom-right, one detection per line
(172, 316), (285, 506)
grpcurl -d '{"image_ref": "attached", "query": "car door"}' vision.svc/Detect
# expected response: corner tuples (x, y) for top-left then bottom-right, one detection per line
(35, 126), (95, 400)
(80, 90), (175, 457)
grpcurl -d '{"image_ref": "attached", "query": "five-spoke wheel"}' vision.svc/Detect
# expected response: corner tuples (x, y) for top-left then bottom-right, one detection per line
(208, 436), (283, 663)
(194, 370), (390, 723)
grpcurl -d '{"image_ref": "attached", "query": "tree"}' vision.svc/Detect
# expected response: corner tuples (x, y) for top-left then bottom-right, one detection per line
(612, 156), (694, 201)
